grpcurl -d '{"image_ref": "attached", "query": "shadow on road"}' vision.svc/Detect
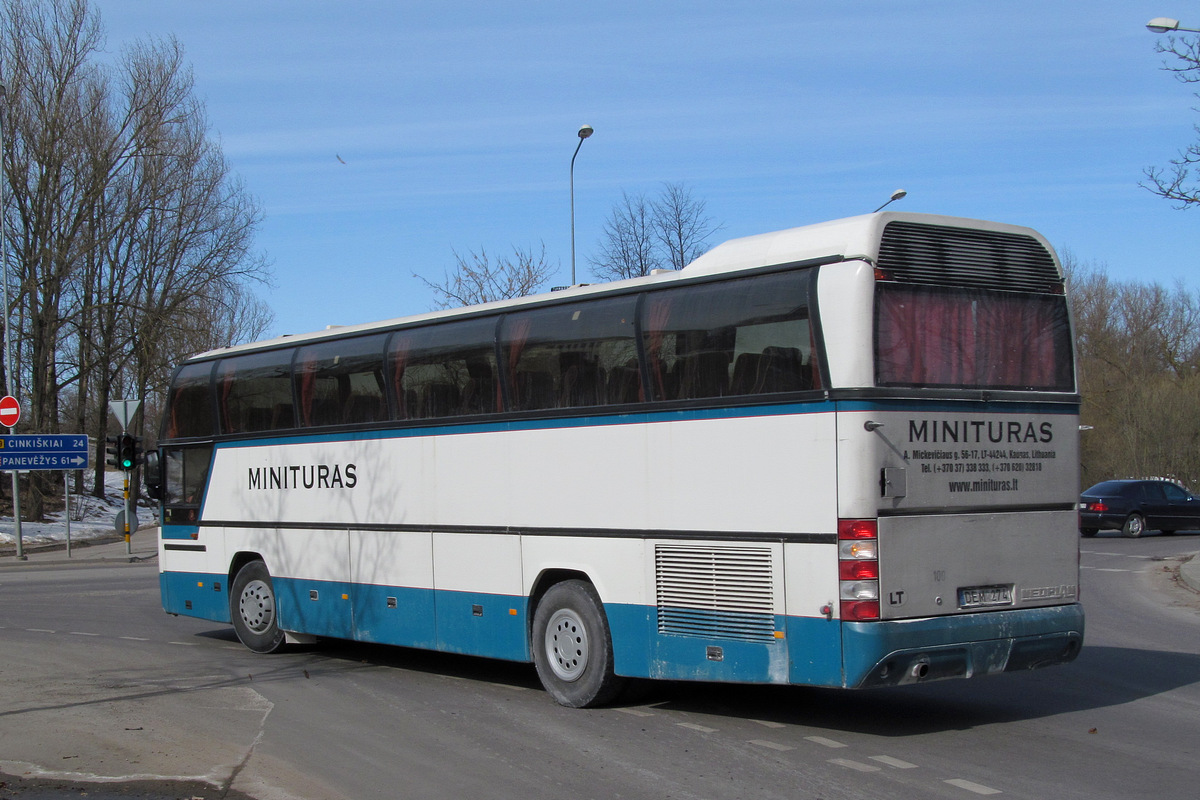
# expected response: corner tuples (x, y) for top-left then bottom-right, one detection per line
(625, 644), (1199, 735)
(205, 622), (1200, 738)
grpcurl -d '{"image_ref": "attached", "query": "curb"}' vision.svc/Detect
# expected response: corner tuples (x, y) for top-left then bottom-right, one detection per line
(0, 529), (158, 567)
(1179, 553), (1200, 595)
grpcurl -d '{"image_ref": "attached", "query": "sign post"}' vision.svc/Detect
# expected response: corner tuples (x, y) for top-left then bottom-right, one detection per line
(0, 394), (22, 559)
(108, 400), (142, 556)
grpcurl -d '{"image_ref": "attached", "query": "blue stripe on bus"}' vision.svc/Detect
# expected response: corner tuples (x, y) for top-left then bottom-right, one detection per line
(209, 397), (1077, 451)
(213, 402), (836, 449)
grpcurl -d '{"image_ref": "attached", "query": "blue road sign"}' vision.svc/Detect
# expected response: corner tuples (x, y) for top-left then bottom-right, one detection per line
(0, 434), (90, 470)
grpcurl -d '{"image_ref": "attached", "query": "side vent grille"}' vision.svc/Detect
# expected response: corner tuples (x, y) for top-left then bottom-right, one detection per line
(877, 221), (1061, 293)
(655, 544), (776, 643)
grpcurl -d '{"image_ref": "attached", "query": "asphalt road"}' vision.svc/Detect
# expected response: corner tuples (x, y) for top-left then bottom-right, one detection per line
(1, 530), (1198, 800)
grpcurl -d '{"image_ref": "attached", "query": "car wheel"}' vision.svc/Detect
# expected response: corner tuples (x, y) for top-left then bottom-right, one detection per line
(1122, 513), (1146, 538)
(1080, 528), (1098, 538)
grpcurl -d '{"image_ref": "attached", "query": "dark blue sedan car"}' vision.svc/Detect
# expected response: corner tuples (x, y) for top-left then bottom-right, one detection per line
(1078, 479), (1200, 538)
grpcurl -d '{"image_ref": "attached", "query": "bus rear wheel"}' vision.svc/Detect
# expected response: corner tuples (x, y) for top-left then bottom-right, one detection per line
(532, 580), (624, 708)
(230, 560), (286, 654)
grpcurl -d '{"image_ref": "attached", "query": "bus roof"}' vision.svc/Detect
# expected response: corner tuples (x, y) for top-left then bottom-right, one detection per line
(186, 211), (1049, 361)
(681, 211), (1049, 275)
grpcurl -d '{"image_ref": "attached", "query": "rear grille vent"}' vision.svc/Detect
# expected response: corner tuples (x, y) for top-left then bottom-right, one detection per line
(877, 221), (1061, 293)
(655, 544), (776, 643)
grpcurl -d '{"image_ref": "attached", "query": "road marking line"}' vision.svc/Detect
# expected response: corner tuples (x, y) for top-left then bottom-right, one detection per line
(1095, 568), (1129, 573)
(25, 628), (56, 633)
(119, 636), (150, 641)
(830, 758), (881, 772)
(167, 641), (199, 646)
(751, 719), (787, 728)
(677, 722), (717, 733)
(68, 631), (99, 636)
(870, 755), (918, 769)
(749, 739), (794, 752)
(804, 735), (848, 749)
(945, 778), (1002, 795)
(616, 707), (655, 717)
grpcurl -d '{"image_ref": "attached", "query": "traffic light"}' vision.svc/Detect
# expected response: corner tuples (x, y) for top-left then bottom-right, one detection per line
(105, 435), (121, 468)
(116, 433), (141, 471)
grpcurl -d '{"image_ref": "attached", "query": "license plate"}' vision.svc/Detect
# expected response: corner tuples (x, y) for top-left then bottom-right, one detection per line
(957, 584), (1013, 609)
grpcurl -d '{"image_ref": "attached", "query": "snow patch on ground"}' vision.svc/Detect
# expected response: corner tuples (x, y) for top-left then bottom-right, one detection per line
(0, 471), (154, 546)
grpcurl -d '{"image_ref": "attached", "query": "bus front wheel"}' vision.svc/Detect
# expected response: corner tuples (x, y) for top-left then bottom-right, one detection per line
(230, 560), (286, 654)
(532, 580), (624, 708)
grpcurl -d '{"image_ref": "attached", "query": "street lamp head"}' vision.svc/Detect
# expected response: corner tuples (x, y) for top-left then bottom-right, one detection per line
(1145, 17), (1200, 33)
(578, 124), (594, 140)
(873, 189), (908, 213)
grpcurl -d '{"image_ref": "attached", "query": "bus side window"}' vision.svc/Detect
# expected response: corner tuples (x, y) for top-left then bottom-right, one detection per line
(391, 317), (499, 420)
(642, 270), (814, 401)
(163, 446), (214, 524)
(163, 362), (216, 439)
(295, 333), (389, 427)
(216, 351), (295, 434)
(500, 296), (640, 412)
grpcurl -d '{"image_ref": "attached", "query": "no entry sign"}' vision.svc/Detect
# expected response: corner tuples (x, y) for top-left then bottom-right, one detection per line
(0, 395), (20, 429)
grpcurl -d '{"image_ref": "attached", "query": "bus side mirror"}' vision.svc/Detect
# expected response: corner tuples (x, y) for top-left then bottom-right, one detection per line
(143, 450), (163, 500)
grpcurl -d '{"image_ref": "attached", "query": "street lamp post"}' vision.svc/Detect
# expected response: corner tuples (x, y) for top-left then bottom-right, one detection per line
(1147, 17), (1200, 34)
(569, 124), (593, 286)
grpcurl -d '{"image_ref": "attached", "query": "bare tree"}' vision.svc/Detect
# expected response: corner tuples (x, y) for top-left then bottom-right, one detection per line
(416, 243), (556, 309)
(589, 191), (659, 281)
(1, 0), (270, 510)
(652, 182), (719, 271)
(1065, 252), (1200, 488)
(590, 182), (719, 281)
(1144, 30), (1200, 206)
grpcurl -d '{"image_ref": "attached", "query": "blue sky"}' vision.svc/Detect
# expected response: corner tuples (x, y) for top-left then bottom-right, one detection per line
(94, 1), (1200, 339)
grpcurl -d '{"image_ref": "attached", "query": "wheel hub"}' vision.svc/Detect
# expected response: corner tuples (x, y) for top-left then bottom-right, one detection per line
(545, 608), (589, 682)
(239, 579), (276, 633)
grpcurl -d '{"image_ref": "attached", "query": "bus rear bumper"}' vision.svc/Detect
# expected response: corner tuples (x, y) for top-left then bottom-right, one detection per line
(842, 603), (1084, 688)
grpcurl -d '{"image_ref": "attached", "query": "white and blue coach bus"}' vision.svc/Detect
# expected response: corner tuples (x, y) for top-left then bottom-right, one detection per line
(148, 212), (1083, 707)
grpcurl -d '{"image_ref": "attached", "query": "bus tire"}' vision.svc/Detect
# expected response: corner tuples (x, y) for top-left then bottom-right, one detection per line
(532, 580), (624, 708)
(230, 560), (286, 654)
(1121, 514), (1145, 538)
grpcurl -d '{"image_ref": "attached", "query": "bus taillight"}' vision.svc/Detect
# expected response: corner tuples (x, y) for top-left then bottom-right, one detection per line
(838, 519), (880, 621)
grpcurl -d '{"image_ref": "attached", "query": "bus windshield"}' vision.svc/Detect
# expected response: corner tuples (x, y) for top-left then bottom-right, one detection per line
(874, 283), (1074, 391)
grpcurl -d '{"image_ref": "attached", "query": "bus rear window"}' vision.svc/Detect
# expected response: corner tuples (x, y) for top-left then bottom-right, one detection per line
(875, 284), (1073, 391)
